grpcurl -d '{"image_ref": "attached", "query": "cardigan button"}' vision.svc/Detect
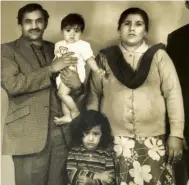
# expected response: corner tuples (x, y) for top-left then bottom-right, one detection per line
(128, 109), (133, 113)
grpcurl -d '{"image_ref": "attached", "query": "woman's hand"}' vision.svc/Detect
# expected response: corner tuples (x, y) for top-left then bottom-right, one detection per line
(166, 136), (183, 163)
(60, 68), (82, 91)
(50, 52), (77, 73)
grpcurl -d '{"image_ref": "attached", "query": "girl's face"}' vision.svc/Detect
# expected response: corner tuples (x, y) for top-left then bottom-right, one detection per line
(118, 14), (147, 47)
(82, 125), (102, 151)
(62, 25), (82, 43)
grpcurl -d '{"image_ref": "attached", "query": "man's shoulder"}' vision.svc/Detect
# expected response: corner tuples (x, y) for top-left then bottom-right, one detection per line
(169, 24), (189, 38)
(1, 39), (20, 55)
(2, 39), (18, 48)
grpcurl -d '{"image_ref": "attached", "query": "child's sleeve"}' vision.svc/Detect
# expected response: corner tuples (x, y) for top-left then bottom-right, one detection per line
(81, 42), (95, 61)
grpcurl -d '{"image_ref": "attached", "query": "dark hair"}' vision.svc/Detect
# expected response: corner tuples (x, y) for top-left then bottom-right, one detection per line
(61, 13), (85, 32)
(73, 110), (113, 149)
(17, 3), (49, 25)
(118, 7), (149, 32)
(186, 0), (189, 9)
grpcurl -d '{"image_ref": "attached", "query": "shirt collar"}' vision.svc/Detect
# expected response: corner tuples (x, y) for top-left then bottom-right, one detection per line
(119, 41), (149, 54)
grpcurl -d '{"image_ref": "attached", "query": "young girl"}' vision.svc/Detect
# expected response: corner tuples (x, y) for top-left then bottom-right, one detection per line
(53, 13), (105, 124)
(87, 7), (184, 185)
(66, 110), (115, 185)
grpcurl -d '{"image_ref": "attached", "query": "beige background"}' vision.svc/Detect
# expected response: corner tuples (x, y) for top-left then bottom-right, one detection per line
(1, 1), (189, 185)
(1, 1), (189, 55)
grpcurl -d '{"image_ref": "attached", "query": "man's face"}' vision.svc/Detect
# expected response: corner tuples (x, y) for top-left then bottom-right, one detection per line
(20, 10), (46, 41)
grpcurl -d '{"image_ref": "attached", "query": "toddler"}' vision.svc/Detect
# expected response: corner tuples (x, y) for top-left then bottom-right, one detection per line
(54, 13), (105, 124)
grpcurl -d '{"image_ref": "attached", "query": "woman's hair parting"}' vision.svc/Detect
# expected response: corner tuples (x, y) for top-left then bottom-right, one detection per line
(73, 110), (113, 149)
(61, 13), (85, 32)
(117, 7), (149, 32)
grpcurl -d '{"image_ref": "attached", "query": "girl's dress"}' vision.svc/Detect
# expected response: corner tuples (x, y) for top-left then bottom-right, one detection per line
(66, 145), (115, 185)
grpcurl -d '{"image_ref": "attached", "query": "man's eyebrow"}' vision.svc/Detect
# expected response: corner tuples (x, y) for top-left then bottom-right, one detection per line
(24, 18), (43, 21)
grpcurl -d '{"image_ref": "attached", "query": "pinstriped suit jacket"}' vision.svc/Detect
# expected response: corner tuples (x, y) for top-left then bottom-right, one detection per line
(1, 36), (71, 155)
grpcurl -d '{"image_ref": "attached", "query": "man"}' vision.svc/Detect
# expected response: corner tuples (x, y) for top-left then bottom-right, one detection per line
(167, 1), (189, 184)
(1, 3), (82, 185)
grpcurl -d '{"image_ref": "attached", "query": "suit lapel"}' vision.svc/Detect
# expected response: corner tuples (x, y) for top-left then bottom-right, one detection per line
(16, 37), (41, 69)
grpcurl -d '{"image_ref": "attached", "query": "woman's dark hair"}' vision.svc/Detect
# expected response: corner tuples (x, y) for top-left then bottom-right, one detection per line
(117, 7), (149, 32)
(17, 3), (49, 25)
(73, 110), (113, 149)
(61, 13), (85, 32)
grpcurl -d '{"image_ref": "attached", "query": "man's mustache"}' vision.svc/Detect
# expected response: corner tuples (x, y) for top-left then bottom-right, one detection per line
(29, 29), (41, 33)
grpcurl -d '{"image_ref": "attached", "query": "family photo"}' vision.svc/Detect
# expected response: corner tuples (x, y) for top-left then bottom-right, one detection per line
(1, 1), (189, 185)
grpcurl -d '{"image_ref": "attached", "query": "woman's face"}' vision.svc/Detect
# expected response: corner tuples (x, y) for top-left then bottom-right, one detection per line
(82, 125), (102, 151)
(118, 14), (147, 47)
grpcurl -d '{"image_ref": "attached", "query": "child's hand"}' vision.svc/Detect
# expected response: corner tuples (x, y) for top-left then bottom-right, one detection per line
(78, 176), (95, 185)
(94, 69), (105, 78)
(94, 172), (114, 183)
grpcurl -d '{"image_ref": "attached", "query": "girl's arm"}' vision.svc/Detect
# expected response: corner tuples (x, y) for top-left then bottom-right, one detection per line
(93, 151), (115, 185)
(66, 151), (98, 185)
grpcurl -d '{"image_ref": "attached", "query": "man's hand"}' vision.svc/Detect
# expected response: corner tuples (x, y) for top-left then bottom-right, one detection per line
(166, 136), (183, 163)
(50, 52), (77, 73)
(60, 68), (82, 91)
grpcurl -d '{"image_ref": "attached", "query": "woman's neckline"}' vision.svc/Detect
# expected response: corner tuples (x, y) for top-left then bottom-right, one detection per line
(121, 41), (144, 52)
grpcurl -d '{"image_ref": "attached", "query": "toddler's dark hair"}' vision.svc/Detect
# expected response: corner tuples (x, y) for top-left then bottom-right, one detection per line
(61, 13), (85, 32)
(73, 110), (113, 149)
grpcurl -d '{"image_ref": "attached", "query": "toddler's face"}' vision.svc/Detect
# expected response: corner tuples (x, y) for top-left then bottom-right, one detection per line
(62, 25), (82, 43)
(82, 125), (102, 151)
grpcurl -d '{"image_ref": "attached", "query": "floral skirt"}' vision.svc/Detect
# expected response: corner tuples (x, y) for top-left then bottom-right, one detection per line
(113, 135), (175, 185)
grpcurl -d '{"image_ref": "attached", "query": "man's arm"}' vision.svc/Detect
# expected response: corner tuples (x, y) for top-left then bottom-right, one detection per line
(1, 44), (77, 96)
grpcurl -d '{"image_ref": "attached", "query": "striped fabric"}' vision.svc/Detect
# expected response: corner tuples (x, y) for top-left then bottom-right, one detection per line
(66, 146), (115, 185)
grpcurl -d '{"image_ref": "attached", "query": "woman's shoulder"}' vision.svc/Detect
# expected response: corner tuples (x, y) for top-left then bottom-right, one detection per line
(147, 43), (167, 60)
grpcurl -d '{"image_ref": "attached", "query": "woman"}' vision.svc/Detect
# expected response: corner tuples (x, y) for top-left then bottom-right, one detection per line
(87, 8), (184, 185)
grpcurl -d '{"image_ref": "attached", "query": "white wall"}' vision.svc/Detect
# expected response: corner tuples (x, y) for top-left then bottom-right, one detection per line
(1, 1), (189, 55)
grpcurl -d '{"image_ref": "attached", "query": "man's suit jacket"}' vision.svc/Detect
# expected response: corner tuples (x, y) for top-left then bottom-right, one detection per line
(167, 24), (189, 145)
(1, 36), (66, 155)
